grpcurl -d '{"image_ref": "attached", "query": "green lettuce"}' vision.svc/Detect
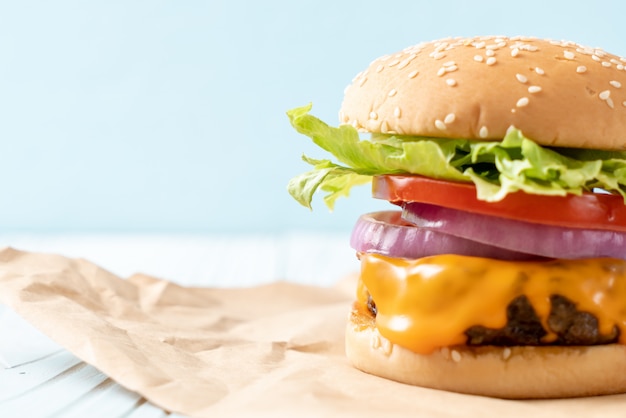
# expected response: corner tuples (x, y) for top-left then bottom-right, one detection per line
(287, 104), (626, 209)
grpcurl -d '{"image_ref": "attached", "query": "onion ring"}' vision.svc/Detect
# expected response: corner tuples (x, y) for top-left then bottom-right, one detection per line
(351, 211), (539, 260)
(402, 202), (626, 260)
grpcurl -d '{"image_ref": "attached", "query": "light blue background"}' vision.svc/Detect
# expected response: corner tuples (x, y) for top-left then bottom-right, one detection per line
(1, 1), (625, 233)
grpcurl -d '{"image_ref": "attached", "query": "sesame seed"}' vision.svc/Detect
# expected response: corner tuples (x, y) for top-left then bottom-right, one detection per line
(375, 65), (384, 73)
(528, 85), (542, 93)
(446, 65), (458, 72)
(388, 59), (400, 67)
(503, 348), (512, 360)
(474, 41), (486, 49)
(446, 78), (457, 86)
(485, 49), (495, 57)
(599, 90), (611, 100)
(479, 126), (489, 138)
(516, 97), (530, 107)
(435, 119), (447, 130)
(511, 48), (520, 57)
(408, 70), (419, 79)
(486, 57), (497, 66)
(381, 121), (389, 133)
(451, 350), (461, 363)
(607, 98), (615, 108)
(394, 107), (402, 118)
(441, 347), (450, 359)
(623, 101), (626, 107)
(563, 50), (575, 60)
(444, 113), (456, 124)
(618, 64), (625, 70)
(382, 338), (392, 355)
(433, 52), (446, 60)
(516, 73), (528, 83)
(577, 65), (587, 73)
(370, 333), (381, 349)
(437, 67), (446, 77)
(610, 80), (622, 88)
(474, 55), (484, 63)
(603, 61), (612, 68)
(443, 60), (456, 67)
(388, 88), (397, 97)
(359, 77), (368, 87)
(592, 54), (601, 62)
(397, 59), (411, 70)
(369, 111), (378, 120)
(535, 67), (545, 75)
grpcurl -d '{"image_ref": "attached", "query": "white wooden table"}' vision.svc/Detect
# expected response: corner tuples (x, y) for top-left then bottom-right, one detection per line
(0, 232), (355, 417)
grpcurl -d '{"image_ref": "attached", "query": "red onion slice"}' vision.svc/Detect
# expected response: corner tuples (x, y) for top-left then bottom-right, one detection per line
(350, 211), (539, 260)
(402, 202), (626, 260)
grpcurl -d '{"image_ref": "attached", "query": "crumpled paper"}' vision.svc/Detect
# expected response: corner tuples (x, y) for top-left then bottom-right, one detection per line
(0, 247), (625, 417)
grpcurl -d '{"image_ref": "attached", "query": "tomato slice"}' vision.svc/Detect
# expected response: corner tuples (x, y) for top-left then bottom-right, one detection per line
(372, 175), (626, 232)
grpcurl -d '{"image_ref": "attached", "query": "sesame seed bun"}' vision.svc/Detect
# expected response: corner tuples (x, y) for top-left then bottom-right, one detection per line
(346, 307), (626, 399)
(339, 36), (626, 150)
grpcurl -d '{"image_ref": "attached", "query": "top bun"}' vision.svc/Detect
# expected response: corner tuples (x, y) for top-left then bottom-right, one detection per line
(339, 36), (626, 150)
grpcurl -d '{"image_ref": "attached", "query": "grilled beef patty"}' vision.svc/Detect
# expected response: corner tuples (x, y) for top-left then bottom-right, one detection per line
(366, 294), (619, 346)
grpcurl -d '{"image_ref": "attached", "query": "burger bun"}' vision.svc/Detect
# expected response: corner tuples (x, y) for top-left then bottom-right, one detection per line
(346, 307), (626, 398)
(340, 36), (626, 150)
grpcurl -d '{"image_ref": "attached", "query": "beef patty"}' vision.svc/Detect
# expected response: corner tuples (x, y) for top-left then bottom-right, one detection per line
(366, 294), (619, 346)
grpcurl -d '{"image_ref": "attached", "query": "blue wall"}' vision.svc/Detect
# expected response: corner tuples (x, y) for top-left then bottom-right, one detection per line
(1, 0), (625, 233)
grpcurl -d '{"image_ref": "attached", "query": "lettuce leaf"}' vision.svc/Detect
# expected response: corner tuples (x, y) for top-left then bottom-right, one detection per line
(287, 104), (626, 209)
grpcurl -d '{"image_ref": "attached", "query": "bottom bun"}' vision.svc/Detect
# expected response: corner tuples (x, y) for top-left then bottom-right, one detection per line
(346, 307), (626, 399)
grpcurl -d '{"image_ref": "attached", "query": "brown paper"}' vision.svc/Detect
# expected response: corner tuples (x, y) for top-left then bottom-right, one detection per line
(0, 247), (625, 417)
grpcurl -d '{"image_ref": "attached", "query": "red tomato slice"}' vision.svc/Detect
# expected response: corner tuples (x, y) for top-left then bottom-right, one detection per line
(372, 175), (626, 232)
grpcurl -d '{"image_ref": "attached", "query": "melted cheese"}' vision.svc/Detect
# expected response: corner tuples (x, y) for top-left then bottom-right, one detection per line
(358, 253), (626, 354)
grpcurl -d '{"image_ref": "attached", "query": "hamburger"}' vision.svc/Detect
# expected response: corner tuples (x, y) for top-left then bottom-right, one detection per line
(286, 35), (626, 398)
